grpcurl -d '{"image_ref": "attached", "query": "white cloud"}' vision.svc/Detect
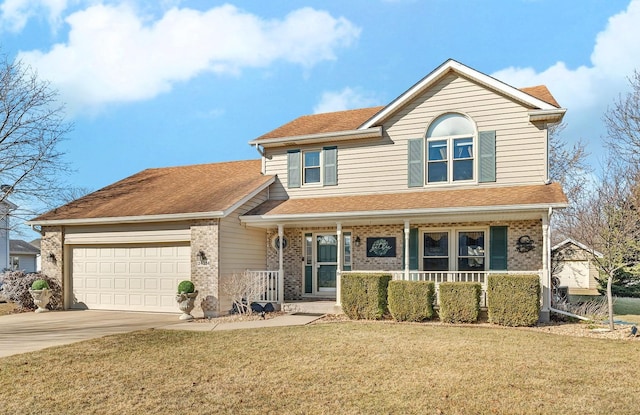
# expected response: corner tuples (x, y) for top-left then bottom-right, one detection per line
(313, 87), (380, 113)
(491, 0), (640, 159)
(17, 3), (360, 113)
(1, 0), (73, 32)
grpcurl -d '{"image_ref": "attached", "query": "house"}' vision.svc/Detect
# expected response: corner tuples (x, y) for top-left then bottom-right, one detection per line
(9, 239), (41, 273)
(0, 200), (17, 271)
(28, 59), (567, 321)
(551, 238), (602, 296)
(30, 239), (42, 272)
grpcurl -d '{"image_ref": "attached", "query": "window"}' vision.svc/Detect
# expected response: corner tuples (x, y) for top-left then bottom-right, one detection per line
(423, 231), (449, 271)
(426, 113), (475, 184)
(10, 256), (19, 270)
(421, 229), (487, 271)
(303, 151), (321, 184)
(287, 147), (338, 188)
(343, 232), (352, 271)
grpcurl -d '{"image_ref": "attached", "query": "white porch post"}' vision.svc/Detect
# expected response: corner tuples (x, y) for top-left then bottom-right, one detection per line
(278, 224), (284, 305)
(404, 220), (410, 280)
(540, 211), (551, 322)
(336, 222), (342, 306)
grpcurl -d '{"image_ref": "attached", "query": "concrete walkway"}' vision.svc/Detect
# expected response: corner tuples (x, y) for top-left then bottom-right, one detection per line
(0, 310), (323, 358)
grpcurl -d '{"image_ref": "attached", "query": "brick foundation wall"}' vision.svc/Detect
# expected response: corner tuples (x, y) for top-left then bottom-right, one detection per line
(40, 226), (64, 309)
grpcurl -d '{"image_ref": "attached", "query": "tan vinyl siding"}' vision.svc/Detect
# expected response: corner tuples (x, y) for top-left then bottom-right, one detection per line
(219, 188), (269, 279)
(265, 73), (547, 200)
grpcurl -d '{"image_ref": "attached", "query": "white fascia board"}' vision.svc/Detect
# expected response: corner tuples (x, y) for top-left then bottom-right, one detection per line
(248, 127), (382, 148)
(360, 59), (557, 129)
(26, 211), (226, 227)
(220, 176), (276, 218)
(240, 202), (569, 225)
(529, 109), (566, 123)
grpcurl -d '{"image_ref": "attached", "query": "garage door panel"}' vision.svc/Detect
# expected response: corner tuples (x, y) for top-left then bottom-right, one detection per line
(72, 244), (189, 313)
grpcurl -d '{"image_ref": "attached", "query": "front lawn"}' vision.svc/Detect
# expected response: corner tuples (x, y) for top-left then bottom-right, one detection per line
(1, 322), (639, 414)
(0, 301), (16, 315)
(614, 296), (640, 324)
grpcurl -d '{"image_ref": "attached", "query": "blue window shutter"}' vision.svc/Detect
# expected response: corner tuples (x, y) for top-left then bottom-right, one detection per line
(409, 228), (419, 270)
(407, 138), (424, 187)
(490, 226), (508, 270)
(287, 150), (301, 188)
(323, 146), (337, 186)
(479, 131), (496, 183)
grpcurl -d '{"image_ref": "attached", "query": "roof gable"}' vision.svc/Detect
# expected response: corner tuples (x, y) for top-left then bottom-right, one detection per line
(10, 239), (40, 255)
(30, 160), (274, 224)
(361, 59), (562, 129)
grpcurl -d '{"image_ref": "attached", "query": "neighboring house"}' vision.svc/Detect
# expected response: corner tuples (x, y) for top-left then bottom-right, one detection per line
(9, 239), (40, 273)
(30, 239), (42, 272)
(551, 239), (602, 296)
(28, 59), (567, 321)
(0, 200), (17, 271)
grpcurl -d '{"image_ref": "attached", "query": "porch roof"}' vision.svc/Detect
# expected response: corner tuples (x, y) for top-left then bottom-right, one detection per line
(242, 183), (567, 225)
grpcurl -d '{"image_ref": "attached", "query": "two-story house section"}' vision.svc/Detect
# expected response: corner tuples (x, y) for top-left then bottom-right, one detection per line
(243, 59), (567, 321)
(29, 59), (567, 321)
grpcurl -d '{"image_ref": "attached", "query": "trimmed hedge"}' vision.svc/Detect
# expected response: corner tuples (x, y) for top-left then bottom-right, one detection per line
(438, 282), (481, 323)
(487, 274), (540, 327)
(341, 273), (391, 320)
(388, 280), (435, 322)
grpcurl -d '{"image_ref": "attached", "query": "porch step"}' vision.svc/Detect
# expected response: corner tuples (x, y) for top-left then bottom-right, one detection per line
(282, 300), (342, 315)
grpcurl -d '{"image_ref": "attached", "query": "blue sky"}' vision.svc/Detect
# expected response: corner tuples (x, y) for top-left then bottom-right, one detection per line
(1, 0), (639, 237)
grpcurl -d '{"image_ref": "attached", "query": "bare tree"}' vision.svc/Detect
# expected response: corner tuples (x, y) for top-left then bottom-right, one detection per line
(604, 70), (640, 166)
(219, 272), (267, 315)
(0, 53), (71, 227)
(548, 122), (591, 239)
(566, 161), (640, 330)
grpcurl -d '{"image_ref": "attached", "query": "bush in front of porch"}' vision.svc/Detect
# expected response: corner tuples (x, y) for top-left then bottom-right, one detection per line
(487, 274), (540, 327)
(388, 281), (435, 322)
(341, 273), (391, 320)
(439, 282), (481, 323)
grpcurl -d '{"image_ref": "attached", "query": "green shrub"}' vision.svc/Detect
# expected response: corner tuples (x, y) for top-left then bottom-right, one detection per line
(1, 271), (62, 311)
(388, 280), (435, 322)
(31, 279), (50, 290)
(177, 280), (195, 294)
(341, 273), (391, 320)
(487, 274), (540, 326)
(438, 282), (481, 323)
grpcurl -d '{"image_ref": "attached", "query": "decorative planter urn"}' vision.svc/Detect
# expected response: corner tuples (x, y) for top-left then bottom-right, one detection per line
(29, 289), (52, 313)
(176, 291), (198, 320)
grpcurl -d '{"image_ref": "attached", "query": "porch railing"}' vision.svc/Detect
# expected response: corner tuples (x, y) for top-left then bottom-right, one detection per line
(244, 270), (280, 303)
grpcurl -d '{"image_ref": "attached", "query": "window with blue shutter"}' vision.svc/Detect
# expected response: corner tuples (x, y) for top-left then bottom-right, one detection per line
(479, 131), (496, 183)
(408, 138), (424, 187)
(287, 150), (301, 188)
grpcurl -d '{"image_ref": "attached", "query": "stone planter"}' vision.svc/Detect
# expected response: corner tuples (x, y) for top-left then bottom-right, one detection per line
(29, 289), (52, 313)
(176, 291), (198, 320)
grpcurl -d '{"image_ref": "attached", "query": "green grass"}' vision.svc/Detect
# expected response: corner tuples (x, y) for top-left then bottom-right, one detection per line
(1, 322), (639, 414)
(613, 297), (640, 324)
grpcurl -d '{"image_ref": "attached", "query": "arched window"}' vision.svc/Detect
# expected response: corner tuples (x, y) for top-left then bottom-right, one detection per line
(426, 113), (475, 183)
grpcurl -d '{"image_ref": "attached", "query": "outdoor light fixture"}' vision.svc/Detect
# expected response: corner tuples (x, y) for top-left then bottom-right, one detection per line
(47, 252), (56, 263)
(196, 250), (208, 265)
(355, 236), (361, 247)
(515, 235), (535, 253)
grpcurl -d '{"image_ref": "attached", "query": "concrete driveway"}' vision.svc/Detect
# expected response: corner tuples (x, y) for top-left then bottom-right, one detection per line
(0, 310), (181, 358)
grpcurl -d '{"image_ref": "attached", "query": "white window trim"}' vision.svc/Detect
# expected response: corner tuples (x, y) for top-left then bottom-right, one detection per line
(302, 149), (323, 186)
(426, 132), (478, 185)
(419, 226), (489, 271)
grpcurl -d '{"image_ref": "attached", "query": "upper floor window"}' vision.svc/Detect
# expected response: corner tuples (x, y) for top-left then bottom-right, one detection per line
(426, 113), (475, 184)
(407, 114), (495, 188)
(287, 146), (337, 188)
(303, 151), (321, 184)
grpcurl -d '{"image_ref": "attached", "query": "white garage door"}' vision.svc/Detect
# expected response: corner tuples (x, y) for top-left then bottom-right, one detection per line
(71, 244), (191, 312)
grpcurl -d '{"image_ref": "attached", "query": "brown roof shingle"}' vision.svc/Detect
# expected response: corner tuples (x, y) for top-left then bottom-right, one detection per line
(245, 183), (567, 217)
(520, 85), (560, 108)
(33, 160), (272, 222)
(255, 106), (384, 141)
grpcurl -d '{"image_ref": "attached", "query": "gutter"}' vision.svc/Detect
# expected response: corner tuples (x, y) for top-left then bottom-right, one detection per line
(249, 126), (382, 147)
(549, 307), (592, 322)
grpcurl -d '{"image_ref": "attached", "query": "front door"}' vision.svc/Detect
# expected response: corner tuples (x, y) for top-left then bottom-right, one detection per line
(315, 234), (337, 293)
